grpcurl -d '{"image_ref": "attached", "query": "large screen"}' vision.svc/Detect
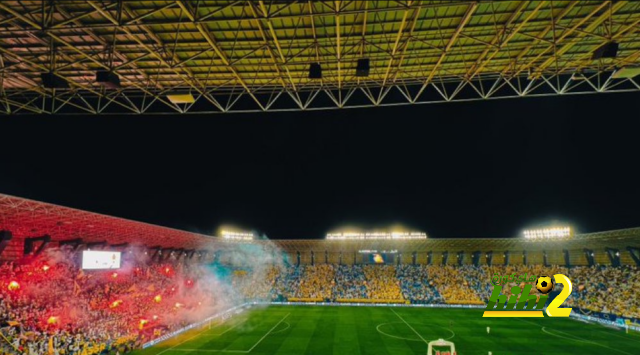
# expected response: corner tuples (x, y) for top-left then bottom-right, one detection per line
(82, 251), (121, 270)
(362, 253), (395, 264)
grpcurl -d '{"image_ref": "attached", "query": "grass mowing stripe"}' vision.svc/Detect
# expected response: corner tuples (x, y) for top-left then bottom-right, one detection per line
(517, 315), (635, 355)
(244, 313), (290, 353)
(136, 306), (640, 355)
(171, 313), (291, 353)
(156, 316), (236, 355)
(209, 319), (247, 336)
(543, 326), (634, 355)
(390, 308), (429, 344)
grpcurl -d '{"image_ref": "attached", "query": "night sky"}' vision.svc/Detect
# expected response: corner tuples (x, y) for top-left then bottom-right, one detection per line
(1, 92), (639, 239)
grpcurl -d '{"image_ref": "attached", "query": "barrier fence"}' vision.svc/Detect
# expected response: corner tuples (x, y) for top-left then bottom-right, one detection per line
(141, 303), (250, 349)
(253, 301), (485, 309)
(570, 308), (640, 333)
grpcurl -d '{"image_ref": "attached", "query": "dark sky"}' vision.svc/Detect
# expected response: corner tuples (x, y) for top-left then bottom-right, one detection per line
(1, 92), (639, 239)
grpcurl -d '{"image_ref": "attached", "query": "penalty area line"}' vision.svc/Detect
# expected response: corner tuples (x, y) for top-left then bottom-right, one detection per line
(207, 319), (247, 336)
(246, 313), (290, 353)
(156, 316), (234, 355)
(171, 313), (291, 353)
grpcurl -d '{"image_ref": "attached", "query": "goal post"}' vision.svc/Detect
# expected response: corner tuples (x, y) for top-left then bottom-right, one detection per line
(427, 338), (456, 355)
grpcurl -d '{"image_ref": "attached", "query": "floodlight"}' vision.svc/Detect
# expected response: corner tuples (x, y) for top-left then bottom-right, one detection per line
(167, 93), (195, 104)
(612, 67), (640, 79)
(522, 226), (573, 239)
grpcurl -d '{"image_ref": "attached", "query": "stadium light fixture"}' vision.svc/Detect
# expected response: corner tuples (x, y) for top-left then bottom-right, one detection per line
(326, 231), (427, 240)
(523, 226), (573, 240)
(612, 66), (640, 79)
(220, 230), (254, 241)
(167, 93), (195, 105)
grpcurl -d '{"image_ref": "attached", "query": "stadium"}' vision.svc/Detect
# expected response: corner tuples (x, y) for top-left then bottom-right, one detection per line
(2, 1), (640, 355)
(0, 194), (639, 355)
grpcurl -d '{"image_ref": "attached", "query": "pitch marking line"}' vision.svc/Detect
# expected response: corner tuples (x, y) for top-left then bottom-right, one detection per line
(173, 313), (291, 353)
(542, 327), (633, 355)
(244, 313), (290, 353)
(270, 321), (290, 335)
(541, 327), (591, 344)
(156, 316), (235, 355)
(517, 318), (632, 355)
(376, 322), (454, 342)
(207, 320), (247, 336)
(595, 326), (640, 344)
(390, 308), (430, 344)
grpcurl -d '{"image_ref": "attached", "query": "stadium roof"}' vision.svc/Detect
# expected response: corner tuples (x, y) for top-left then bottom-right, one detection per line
(1, 192), (639, 264)
(0, 193), (217, 258)
(0, 1), (639, 115)
(272, 229), (640, 253)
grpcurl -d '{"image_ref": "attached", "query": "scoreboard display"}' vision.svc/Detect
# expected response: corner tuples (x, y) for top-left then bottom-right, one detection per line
(362, 253), (396, 264)
(82, 251), (121, 270)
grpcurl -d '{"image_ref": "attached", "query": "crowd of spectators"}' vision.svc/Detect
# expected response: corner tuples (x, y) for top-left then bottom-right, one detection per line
(232, 266), (281, 300)
(362, 265), (403, 300)
(425, 266), (483, 304)
(565, 265), (640, 319)
(467, 265), (568, 301)
(0, 250), (224, 355)
(232, 263), (640, 319)
(3, 251), (639, 355)
(332, 265), (367, 299)
(396, 265), (442, 303)
(293, 265), (335, 299)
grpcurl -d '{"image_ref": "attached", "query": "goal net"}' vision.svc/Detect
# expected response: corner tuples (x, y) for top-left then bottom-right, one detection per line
(427, 338), (456, 355)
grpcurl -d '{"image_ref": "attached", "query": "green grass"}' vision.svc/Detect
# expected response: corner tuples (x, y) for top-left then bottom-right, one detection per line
(134, 305), (640, 355)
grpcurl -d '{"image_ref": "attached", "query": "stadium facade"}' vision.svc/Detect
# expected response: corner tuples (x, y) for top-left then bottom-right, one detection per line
(2, 193), (639, 355)
(1, 193), (638, 267)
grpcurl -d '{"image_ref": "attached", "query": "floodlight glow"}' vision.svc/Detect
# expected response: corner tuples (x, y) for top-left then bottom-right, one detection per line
(326, 231), (427, 240)
(523, 226), (572, 240)
(220, 230), (254, 241)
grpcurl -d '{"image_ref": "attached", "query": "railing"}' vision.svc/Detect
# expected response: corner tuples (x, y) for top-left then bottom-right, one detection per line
(256, 301), (485, 309)
(141, 303), (250, 349)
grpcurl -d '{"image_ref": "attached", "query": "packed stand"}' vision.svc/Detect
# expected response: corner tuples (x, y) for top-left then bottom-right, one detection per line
(0, 250), (226, 355)
(473, 265), (568, 301)
(566, 265), (640, 319)
(332, 265), (367, 299)
(3, 254), (639, 355)
(362, 265), (404, 300)
(396, 265), (443, 303)
(293, 265), (335, 299)
(233, 266), (281, 300)
(425, 265), (482, 304)
(269, 265), (299, 301)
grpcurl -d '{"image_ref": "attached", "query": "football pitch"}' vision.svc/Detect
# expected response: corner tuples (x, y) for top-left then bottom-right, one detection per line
(135, 305), (640, 355)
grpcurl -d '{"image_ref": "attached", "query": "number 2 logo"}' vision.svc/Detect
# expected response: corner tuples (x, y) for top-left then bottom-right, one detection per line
(545, 274), (573, 317)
